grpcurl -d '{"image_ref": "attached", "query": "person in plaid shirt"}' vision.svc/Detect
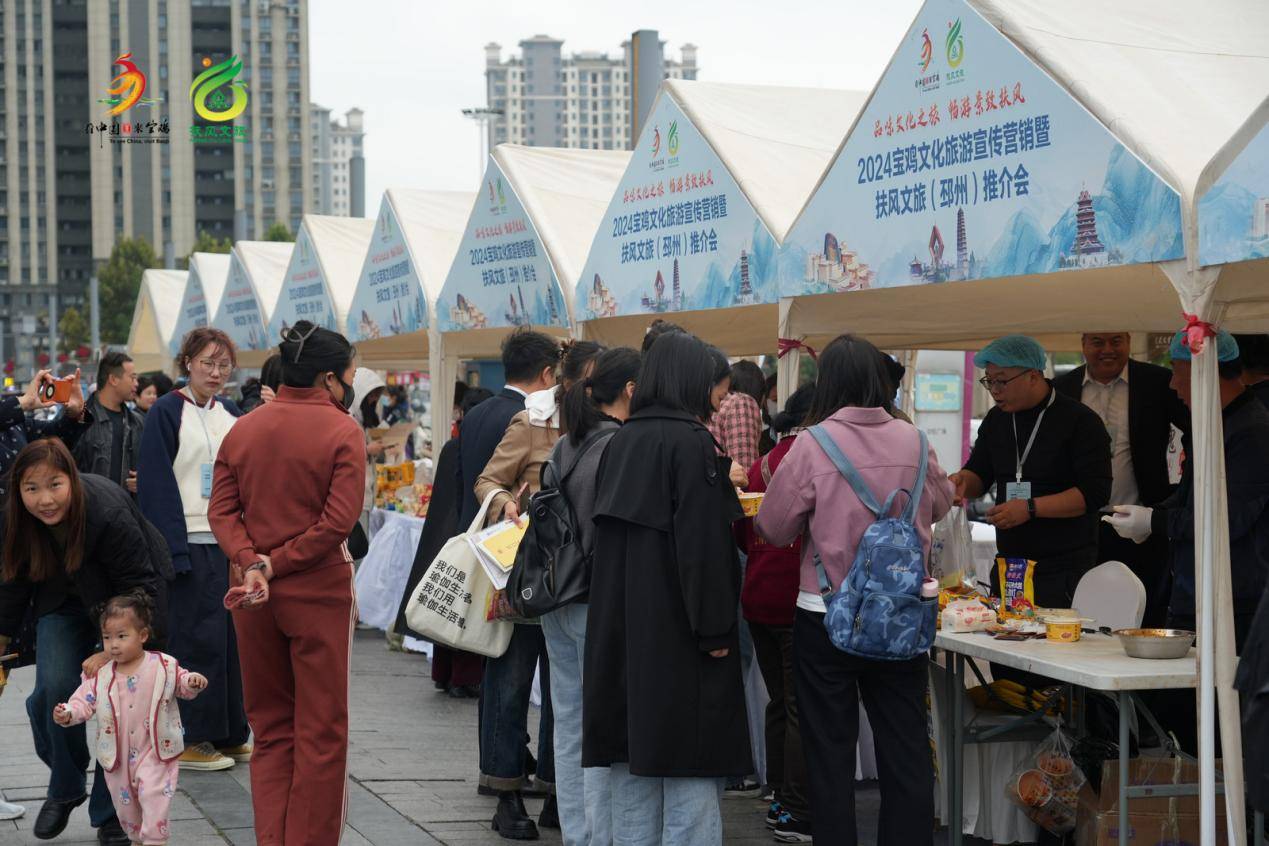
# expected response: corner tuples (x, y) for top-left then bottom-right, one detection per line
(708, 360), (767, 471)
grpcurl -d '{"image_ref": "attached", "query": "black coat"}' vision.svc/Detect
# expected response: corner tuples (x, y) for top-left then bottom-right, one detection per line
(1053, 360), (1189, 507)
(395, 436), (461, 639)
(582, 405), (753, 777)
(0, 473), (167, 644)
(71, 392), (145, 491)
(1237, 583), (1269, 813)
(456, 388), (526, 526)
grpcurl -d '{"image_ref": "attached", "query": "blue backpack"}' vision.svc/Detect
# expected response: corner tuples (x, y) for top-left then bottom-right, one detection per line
(807, 425), (938, 661)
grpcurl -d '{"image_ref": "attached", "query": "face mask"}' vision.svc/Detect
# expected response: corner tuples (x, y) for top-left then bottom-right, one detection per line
(330, 375), (355, 411)
(766, 400), (779, 418)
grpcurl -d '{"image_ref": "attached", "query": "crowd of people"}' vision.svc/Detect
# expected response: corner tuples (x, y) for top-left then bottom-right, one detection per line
(0, 318), (1265, 846)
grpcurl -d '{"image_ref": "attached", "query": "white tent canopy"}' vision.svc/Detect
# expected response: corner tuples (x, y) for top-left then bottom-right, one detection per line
(575, 78), (868, 353)
(429, 146), (629, 448)
(346, 189), (474, 368)
(214, 241), (293, 357)
(126, 269), (188, 375)
(780, 0), (1269, 840)
(169, 252), (232, 357)
(266, 214), (376, 349)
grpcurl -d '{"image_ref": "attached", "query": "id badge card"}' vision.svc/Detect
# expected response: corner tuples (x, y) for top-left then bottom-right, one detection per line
(200, 463), (213, 498)
(1005, 481), (1031, 501)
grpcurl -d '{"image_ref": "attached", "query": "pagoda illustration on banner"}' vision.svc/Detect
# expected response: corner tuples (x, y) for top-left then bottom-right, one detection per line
(505, 286), (531, 326)
(357, 309), (383, 340)
(449, 293), (488, 330)
(639, 258), (686, 313)
(733, 250), (760, 305)
(1058, 188), (1119, 268)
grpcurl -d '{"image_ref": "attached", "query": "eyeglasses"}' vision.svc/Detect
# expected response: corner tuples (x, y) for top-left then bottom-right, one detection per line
(196, 358), (234, 376)
(978, 371), (1029, 392)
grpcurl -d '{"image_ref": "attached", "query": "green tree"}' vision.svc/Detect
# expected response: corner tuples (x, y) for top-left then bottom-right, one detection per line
(180, 230), (233, 269)
(263, 222), (294, 242)
(99, 237), (161, 345)
(58, 307), (90, 354)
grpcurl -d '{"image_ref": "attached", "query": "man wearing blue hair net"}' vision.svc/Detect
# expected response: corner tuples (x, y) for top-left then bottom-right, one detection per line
(950, 335), (1112, 608)
(1105, 328), (1269, 761)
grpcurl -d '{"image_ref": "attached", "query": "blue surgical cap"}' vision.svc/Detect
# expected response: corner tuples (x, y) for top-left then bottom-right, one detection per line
(973, 335), (1047, 371)
(1169, 329), (1240, 363)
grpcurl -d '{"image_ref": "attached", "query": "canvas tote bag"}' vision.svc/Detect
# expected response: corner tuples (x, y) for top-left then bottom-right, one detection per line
(404, 490), (513, 658)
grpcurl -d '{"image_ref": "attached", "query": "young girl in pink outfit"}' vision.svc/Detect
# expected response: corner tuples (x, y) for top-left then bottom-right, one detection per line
(53, 595), (207, 846)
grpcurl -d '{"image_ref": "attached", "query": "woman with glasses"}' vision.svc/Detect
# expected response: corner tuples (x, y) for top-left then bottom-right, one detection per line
(209, 321), (366, 846)
(137, 327), (250, 774)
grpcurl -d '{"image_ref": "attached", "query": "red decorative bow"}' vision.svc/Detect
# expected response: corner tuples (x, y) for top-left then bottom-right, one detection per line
(1181, 312), (1216, 355)
(777, 338), (817, 361)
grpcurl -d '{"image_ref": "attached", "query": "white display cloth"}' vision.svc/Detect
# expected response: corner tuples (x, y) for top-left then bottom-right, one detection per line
(126, 269), (188, 374)
(354, 509), (426, 631)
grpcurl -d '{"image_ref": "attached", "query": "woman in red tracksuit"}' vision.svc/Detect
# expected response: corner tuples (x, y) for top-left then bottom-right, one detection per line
(737, 385), (815, 843)
(208, 321), (366, 846)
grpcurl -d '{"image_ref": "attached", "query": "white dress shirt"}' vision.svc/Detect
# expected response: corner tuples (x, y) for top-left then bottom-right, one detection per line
(1080, 367), (1139, 506)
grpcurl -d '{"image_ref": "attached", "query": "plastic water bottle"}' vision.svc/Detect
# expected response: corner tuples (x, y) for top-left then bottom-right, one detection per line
(921, 577), (939, 599)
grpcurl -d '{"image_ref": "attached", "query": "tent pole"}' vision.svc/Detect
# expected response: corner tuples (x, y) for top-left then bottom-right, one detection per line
(776, 298), (798, 407)
(1193, 342), (1217, 846)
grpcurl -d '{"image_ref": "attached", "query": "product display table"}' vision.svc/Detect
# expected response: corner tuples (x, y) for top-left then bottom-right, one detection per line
(935, 630), (1199, 846)
(355, 509), (426, 631)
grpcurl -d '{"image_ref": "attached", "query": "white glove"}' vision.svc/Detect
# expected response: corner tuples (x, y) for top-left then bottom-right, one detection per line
(1102, 505), (1153, 544)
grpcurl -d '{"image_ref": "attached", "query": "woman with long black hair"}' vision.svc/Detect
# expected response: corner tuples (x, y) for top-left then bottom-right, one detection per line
(584, 331), (751, 844)
(209, 321), (366, 846)
(0, 439), (164, 844)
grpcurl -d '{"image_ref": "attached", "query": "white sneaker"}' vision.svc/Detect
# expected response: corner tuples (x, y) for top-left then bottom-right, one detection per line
(0, 799), (25, 821)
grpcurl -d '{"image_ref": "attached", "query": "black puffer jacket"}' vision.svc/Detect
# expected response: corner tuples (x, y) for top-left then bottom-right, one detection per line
(0, 473), (167, 639)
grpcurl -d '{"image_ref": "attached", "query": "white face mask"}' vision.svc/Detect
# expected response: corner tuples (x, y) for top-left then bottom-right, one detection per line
(766, 400), (779, 418)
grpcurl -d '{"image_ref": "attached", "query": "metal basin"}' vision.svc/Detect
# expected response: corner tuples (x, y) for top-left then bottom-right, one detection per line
(1113, 628), (1195, 659)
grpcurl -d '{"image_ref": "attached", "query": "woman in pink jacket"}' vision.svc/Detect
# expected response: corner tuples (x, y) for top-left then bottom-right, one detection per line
(755, 334), (954, 846)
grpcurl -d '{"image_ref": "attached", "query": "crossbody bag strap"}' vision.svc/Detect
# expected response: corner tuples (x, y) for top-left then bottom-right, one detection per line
(808, 425), (883, 517)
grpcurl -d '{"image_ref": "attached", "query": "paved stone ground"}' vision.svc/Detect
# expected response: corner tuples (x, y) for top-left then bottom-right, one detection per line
(1, 630), (968, 845)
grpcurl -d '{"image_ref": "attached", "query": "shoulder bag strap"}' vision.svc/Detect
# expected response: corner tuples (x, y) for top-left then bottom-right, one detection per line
(901, 430), (930, 522)
(808, 425), (883, 517)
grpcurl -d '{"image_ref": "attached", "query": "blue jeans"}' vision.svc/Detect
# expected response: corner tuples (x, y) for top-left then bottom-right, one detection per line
(543, 603), (612, 846)
(25, 608), (117, 827)
(480, 622), (554, 791)
(609, 764), (723, 846)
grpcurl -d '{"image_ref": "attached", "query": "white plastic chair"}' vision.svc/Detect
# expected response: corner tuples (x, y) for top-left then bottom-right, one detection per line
(1072, 561), (1147, 630)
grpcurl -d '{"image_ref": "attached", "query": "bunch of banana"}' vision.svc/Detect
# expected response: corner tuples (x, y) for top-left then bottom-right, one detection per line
(968, 679), (1065, 715)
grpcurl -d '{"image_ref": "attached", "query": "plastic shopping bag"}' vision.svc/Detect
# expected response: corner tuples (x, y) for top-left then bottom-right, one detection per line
(1004, 724), (1087, 834)
(929, 505), (973, 588)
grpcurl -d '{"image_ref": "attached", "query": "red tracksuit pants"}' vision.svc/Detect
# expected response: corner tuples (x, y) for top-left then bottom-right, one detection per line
(233, 560), (356, 845)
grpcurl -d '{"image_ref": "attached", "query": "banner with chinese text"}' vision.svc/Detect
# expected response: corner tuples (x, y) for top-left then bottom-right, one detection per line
(267, 225), (339, 336)
(576, 94), (779, 321)
(347, 195), (428, 341)
(1198, 121), (1269, 266)
(783, 0), (1183, 297)
(436, 161), (568, 332)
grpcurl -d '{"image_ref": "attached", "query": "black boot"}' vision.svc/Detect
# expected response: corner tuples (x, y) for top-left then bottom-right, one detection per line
(32, 794), (85, 840)
(538, 794), (560, 830)
(491, 791), (539, 840)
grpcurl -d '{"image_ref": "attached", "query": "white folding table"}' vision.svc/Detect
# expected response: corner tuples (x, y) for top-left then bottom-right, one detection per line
(936, 630), (1204, 846)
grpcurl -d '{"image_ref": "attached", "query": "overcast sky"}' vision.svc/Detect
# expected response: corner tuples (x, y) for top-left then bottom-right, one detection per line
(309, 0), (923, 211)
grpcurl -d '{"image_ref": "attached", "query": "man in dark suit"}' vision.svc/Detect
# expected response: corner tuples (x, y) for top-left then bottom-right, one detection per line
(1234, 333), (1269, 408)
(1054, 332), (1189, 626)
(453, 327), (560, 840)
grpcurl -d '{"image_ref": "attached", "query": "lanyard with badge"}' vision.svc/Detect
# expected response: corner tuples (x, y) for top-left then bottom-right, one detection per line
(1007, 390), (1055, 501)
(184, 388), (217, 498)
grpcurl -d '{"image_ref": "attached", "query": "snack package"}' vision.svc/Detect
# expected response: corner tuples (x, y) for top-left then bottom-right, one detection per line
(996, 556), (1037, 618)
(941, 599), (997, 632)
(1004, 724), (1086, 834)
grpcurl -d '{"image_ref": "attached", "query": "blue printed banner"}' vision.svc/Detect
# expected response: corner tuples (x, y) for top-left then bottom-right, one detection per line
(348, 195), (428, 341)
(436, 161), (568, 332)
(268, 225), (337, 336)
(576, 94), (779, 320)
(1198, 122), (1269, 266)
(218, 255), (268, 351)
(783, 0), (1183, 295)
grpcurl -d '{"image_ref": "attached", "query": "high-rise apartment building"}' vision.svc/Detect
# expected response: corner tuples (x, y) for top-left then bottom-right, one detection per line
(0, 0), (310, 324)
(483, 35), (697, 151)
(310, 103), (364, 217)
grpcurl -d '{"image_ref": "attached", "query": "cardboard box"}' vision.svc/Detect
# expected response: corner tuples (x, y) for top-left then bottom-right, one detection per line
(1076, 758), (1227, 846)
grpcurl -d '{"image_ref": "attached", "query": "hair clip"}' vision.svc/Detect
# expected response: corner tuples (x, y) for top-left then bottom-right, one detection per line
(280, 323), (319, 364)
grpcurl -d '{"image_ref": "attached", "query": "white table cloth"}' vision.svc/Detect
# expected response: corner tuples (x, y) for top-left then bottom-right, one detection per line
(354, 509), (426, 631)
